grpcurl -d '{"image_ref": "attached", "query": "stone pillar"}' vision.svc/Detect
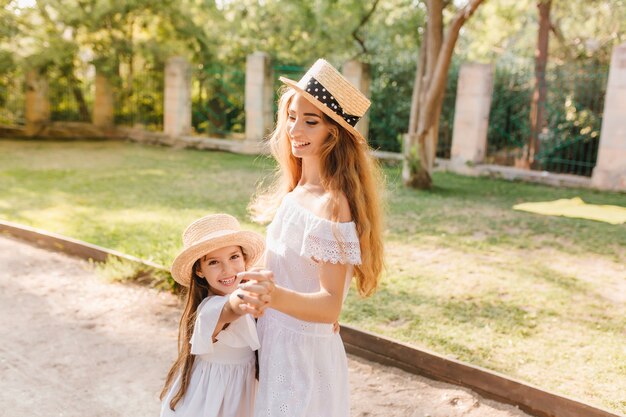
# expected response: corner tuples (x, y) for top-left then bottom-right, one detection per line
(92, 71), (115, 128)
(25, 70), (50, 136)
(591, 42), (626, 191)
(164, 56), (192, 137)
(450, 63), (494, 166)
(342, 60), (371, 140)
(245, 52), (274, 148)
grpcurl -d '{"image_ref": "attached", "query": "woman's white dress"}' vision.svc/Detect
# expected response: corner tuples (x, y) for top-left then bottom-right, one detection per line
(254, 193), (362, 417)
(161, 295), (259, 417)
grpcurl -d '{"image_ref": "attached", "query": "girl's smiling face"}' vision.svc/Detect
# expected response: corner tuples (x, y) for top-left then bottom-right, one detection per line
(286, 93), (331, 159)
(196, 245), (246, 295)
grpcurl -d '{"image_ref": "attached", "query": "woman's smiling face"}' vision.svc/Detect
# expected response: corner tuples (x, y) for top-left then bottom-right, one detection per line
(286, 93), (331, 159)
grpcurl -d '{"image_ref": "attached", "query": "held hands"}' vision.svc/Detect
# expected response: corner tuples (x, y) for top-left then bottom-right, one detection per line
(235, 269), (275, 318)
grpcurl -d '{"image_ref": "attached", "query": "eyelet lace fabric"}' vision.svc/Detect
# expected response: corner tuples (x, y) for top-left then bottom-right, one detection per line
(161, 296), (258, 417)
(254, 193), (360, 417)
(267, 193), (362, 267)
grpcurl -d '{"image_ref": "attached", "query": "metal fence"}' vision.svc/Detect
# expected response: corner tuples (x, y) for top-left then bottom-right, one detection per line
(273, 64), (306, 114)
(115, 66), (164, 131)
(48, 74), (93, 123)
(487, 60), (608, 176)
(1, 58), (609, 178)
(0, 71), (25, 126)
(369, 63), (458, 155)
(191, 65), (245, 137)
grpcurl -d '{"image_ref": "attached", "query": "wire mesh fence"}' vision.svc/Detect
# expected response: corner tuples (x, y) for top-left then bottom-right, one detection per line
(48, 74), (93, 123)
(487, 60), (608, 176)
(115, 65), (164, 131)
(273, 64), (306, 114)
(0, 72), (24, 126)
(369, 63), (458, 155)
(191, 64), (245, 137)
(0, 56), (610, 179)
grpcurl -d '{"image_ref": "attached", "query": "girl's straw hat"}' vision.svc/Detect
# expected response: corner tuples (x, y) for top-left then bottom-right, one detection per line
(171, 214), (265, 287)
(279, 58), (371, 143)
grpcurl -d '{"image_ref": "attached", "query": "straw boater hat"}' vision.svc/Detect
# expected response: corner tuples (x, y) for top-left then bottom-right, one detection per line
(279, 58), (371, 143)
(170, 214), (265, 287)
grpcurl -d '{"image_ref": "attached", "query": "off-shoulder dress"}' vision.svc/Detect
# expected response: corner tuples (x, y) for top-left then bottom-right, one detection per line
(254, 193), (362, 417)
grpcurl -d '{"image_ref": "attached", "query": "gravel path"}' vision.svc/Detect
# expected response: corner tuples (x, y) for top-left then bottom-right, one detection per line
(0, 235), (532, 417)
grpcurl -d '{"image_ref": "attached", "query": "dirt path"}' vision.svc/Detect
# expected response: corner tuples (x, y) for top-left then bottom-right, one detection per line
(0, 235), (532, 417)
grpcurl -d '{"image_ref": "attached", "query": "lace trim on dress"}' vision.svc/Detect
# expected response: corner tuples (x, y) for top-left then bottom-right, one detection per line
(302, 234), (361, 265)
(267, 193), (362, 265)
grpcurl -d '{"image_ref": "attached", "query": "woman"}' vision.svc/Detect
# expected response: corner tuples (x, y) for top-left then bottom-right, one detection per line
(240, 58), (385, 416)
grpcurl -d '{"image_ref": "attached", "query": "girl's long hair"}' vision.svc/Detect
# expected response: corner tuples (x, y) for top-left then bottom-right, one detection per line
(160, 248), (252, 410)
(159, 263), (209, 411)
(250, 88), (384, 297)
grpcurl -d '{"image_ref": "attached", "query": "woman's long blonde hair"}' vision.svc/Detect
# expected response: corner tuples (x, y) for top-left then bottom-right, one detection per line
(250, 88), (384, 297)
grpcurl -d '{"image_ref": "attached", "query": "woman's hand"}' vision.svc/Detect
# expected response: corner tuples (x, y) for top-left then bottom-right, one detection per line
(237, 270), (275, 318)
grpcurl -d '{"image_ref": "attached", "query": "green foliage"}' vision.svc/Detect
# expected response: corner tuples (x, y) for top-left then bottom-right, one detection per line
(0, 50), (15, 74)
(115, 63), (164, 129)
(192, 65), (245, 136)
(486, 61), (533, 160)
(406, 143), (421, 173)
(460, 0), (625, 65)
(0, 6), (19, 41)
(487, 59), (608, 176)
(0, 52), (23, 125)
(1, 0), (624, 157)
(369, 62), (414, 152)
(92, 255), (173, 288)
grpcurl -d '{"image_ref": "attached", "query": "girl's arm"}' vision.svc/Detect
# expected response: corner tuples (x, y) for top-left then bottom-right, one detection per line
(211, 291), (246, 341)
(212, 282), (273, 340)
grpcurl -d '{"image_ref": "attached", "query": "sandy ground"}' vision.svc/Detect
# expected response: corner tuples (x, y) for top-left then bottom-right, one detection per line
(0, 235), (532, 417)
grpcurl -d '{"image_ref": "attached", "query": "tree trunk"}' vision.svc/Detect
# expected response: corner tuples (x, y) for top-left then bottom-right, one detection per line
(524, 0), (551, 169)
(71, 81), (90, 121)
(403, 31), (428, 187)
(403, 0), (486, 189)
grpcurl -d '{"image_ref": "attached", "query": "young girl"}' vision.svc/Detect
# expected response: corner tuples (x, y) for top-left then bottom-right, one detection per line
(160, 213), (273, 417)
(242, 59), (385, 416)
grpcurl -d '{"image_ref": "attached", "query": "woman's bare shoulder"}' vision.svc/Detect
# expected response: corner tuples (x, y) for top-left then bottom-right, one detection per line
(291, 186), (352, 223)
(320, 191), (352, 223)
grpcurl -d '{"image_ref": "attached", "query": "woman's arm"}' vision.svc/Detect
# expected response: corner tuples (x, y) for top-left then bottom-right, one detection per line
(238, 191), (353, 323)
(239, 262), (347, 324)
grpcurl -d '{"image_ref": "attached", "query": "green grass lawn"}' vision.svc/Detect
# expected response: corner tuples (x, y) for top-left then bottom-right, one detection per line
(1, 139), (625, 413)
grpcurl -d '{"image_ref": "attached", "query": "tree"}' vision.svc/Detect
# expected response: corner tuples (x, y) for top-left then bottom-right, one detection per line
(521, 0), (551, 169)
(403, 0), (486, 189)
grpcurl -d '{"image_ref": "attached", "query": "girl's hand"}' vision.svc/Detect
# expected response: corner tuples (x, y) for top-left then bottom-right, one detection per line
(237, 270), (275, 317)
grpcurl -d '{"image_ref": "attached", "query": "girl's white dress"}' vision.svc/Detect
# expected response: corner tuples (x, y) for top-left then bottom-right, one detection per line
(161, 295), (260, 417)
(254, 193), (362, 417)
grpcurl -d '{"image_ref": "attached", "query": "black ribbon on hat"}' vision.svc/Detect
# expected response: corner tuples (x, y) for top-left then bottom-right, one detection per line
(304, 77), (360, 127)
